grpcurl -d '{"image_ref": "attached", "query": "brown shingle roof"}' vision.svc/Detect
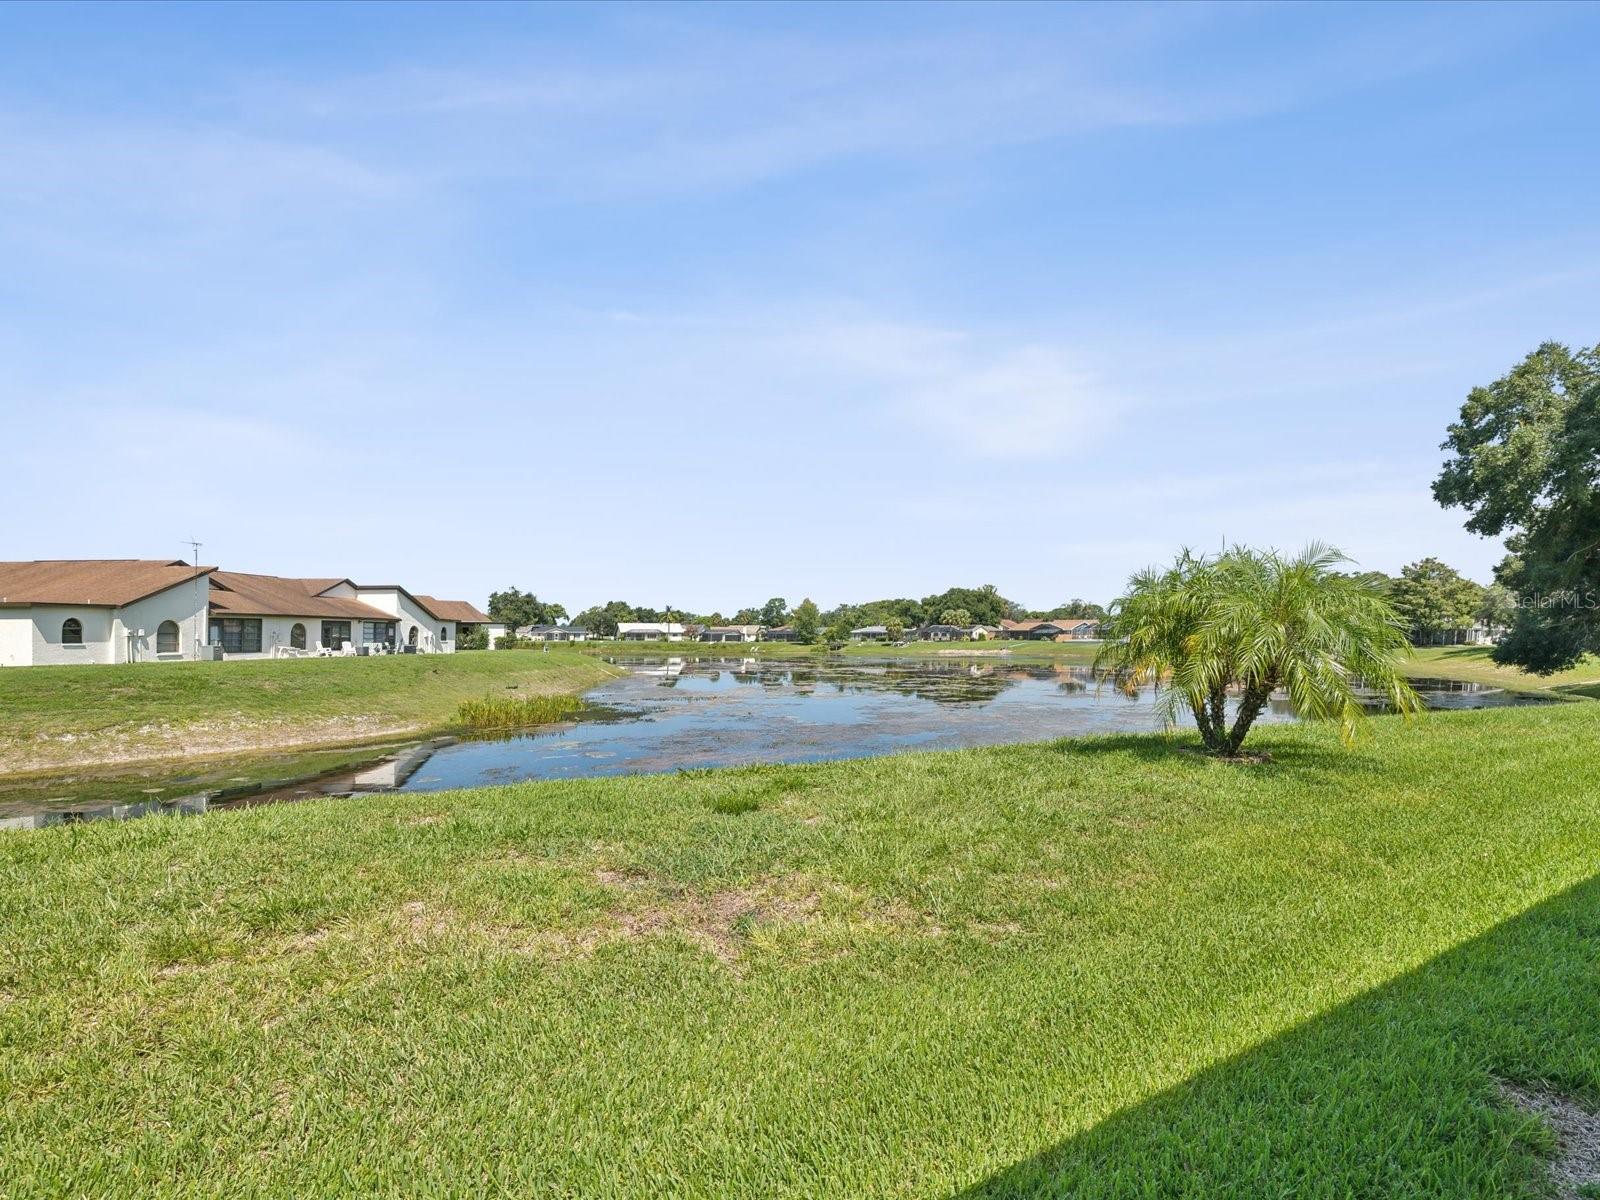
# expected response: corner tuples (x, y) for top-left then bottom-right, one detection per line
(0, 560), (215, 607)
(208, 572), (392, 619)
(412, 595), (492, 623)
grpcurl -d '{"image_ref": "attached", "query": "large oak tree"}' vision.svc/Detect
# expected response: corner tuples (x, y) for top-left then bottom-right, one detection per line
(1434, 341), (1600, 672)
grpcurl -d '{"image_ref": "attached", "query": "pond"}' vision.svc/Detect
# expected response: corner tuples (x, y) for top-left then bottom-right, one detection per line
(0, 657), (1549, 829)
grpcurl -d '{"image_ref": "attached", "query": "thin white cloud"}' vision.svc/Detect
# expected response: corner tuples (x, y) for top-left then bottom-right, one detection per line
(766, 318), (1120, 459)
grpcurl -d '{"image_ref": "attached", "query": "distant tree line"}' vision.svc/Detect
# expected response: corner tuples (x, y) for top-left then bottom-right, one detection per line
(1345, 559), (1513, 646)
(475, 586), (1110, 647)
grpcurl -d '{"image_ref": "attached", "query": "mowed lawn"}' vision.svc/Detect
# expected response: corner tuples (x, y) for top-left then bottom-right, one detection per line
(2, 704), (1598, 1197)
(1404, 643), (1600, 696)
(0, 650), (618, 774)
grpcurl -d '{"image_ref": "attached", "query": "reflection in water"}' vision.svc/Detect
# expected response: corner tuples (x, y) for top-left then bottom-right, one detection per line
(0, 661), (1549, 828)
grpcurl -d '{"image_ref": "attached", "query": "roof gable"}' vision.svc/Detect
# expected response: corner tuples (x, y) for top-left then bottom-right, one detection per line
(208, 572), (393, 619)
(0, 559), (215, 608)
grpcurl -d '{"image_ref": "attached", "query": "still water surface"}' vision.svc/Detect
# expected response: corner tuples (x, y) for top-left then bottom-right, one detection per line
(0, 656), (1546, 828)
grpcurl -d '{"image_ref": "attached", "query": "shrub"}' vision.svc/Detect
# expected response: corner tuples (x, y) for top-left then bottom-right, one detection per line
(456, 694), (585, 730)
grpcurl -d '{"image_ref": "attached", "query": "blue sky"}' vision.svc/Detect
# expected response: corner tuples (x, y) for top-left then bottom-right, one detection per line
(3, 2), (1597, 613)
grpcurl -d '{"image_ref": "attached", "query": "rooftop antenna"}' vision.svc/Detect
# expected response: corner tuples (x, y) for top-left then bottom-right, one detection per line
(184, 536), (204, 656)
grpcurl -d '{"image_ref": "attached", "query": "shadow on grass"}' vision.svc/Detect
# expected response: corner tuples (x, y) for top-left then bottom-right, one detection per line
(952, 873), (1600, 1198)
(1044, 728), (1392, 781)
(1421, 645), (1499, 663)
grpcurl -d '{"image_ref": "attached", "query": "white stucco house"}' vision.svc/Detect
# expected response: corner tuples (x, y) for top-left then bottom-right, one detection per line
(207, 572), (495, 657)
(699, 625), (761, 642)
(518, 624), (591, 642)
(0, 559), (497, 665)
(0, 559), (216, 666)
(616, 621), (687, 642)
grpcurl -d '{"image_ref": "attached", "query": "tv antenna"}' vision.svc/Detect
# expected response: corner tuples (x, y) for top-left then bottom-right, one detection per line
(184, 536), (204, 655)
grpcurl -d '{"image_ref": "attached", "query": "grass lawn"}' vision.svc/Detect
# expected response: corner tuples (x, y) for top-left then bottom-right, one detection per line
(1402, 644), (1600, 696)
(0, 650), (619, 775)
(2, 703), (1597, 1196)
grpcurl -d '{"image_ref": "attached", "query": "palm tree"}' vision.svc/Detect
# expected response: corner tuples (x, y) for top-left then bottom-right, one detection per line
(1096, 544), (1422, 756)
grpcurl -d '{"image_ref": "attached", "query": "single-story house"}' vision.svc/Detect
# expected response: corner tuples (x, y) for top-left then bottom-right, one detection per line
(0, 558), (497, 665)
(1047, 618), (1101, 639)
(999, 618), (1101, 641)
(1415, 622), (1501, 647)
(917, 623), (992, 642)
(699, 625), (761, 643)
(760, 625), (799, 642)
(414, 597), (504, 648)
(616, 621), (687, 642)
(0, 559), (215, 666)
(849, 625), (891, 641)
(519, 624), (591, 642)
(208, 573), (493, 658)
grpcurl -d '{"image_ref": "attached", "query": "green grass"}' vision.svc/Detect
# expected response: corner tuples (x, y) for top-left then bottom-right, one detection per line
(1402, 644), (1600, 695)
(0, 650), (619, 774)
(2, 703), (1597, 1196)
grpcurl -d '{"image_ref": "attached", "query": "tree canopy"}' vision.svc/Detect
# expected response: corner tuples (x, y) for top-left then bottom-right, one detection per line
(919, 585), (1014, 627)
(1097, 545), (1420, 756)
(790, 598), (821, 644)
(1388, 558), (1485, 644)
(487, 588), (568, 630)
(1035, 599), (1108, 621)
(1435, 341), (1600, 672)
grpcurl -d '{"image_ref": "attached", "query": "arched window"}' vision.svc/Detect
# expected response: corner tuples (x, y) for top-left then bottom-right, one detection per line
(61, 617), (83, 645)
(290, 623), (307, 650)
(408, 626), (419, 647)
(157, 620), (180, 654)
(440, 627), (449, 643)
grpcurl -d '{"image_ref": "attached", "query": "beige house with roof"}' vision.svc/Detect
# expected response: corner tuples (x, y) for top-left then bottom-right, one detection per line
(0, 559), (495, 665)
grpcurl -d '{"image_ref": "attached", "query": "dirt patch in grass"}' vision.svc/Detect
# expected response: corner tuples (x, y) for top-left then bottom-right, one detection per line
(1, 714), (425, 775)
(578, 868), (953, 969)
(1501, 1081), (1600, 1199)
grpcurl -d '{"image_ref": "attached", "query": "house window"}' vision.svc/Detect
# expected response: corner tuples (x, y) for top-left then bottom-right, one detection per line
(440, 627), (448, 643)
(156, 620), (180, 654)
(407, 626), (418, 647)
(290, 623), (307, 650)
(362, 620), (396, 646)
(321, 621), (351, 650)
(61, 617), (83, 645)
(208, 618), (262, 654)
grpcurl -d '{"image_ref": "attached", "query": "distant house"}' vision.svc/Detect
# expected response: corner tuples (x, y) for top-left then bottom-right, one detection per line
(849, 625), (891, 641)
(917, 623), (995, 641)
(999, 618), (1101, 641)
(699, 625), (760, 643)
(616, 621), (687, 642)
(518, 624), (591, 642)
(1048, 618), (1101, 639)
(1415, 622), (1500, 647)
(761, 625), (799, 642)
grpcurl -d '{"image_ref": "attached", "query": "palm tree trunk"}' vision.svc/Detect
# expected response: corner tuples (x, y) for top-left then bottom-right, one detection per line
(1223, 681), (1274, 755)
(1191, 687), (1229, 753)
